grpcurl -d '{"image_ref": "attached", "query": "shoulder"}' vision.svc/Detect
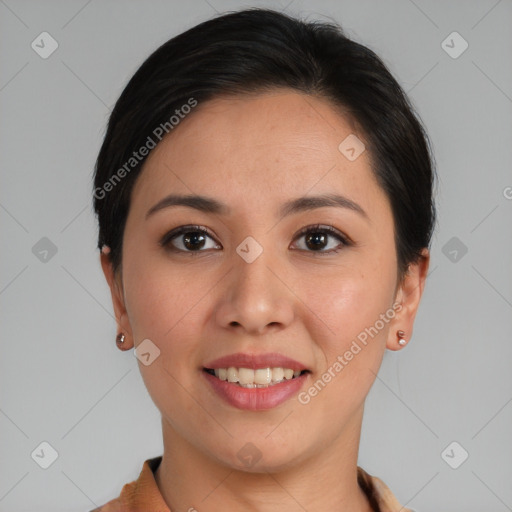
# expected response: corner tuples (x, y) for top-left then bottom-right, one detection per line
(88, 498), (122, 512)
(88, 456), (164, 512)
(88, 481), (136, 512)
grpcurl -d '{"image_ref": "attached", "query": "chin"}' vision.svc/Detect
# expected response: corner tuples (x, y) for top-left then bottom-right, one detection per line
(209, 440), (310, 474)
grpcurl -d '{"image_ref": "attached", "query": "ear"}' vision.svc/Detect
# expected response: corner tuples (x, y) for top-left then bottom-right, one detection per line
(386, 248), (430, 351)
(100, 250), (134, 348)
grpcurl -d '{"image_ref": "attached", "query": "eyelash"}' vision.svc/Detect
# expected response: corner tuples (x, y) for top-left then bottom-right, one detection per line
(159, 224), (351, 256)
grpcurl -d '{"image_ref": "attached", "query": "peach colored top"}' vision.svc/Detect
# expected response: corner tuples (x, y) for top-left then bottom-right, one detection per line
(90, 456), (412, 512)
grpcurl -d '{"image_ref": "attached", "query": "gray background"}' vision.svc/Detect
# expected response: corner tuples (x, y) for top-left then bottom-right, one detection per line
(1, 0), (511, 510)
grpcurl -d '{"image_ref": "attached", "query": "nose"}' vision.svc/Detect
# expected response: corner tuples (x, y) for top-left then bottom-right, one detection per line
(214, 247), (295, 335)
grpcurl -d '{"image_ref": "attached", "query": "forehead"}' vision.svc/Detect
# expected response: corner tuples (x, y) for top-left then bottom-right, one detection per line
(130, 90), (388, 221)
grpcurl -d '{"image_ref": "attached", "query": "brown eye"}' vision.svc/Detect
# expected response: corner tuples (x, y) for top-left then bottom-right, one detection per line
(160, 225), (221, 253)
(292, 224), (350, 255)
(304, 231), (328, 250)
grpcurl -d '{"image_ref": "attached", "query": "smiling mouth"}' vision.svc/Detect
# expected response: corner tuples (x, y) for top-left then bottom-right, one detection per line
(203, 367), (310, 388)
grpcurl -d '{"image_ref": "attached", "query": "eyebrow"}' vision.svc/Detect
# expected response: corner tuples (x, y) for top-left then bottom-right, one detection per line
(145, 193), (369, 221)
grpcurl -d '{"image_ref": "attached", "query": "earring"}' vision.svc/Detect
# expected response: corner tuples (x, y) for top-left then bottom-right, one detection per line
(116, 332), (130, 351)
(397, 330), (407, 346)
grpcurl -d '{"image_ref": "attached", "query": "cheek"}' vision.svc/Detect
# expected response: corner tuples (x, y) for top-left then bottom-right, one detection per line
(124, 250), (196, 329)
(296, 255), (397, 410)
(302, 264), (395, 348)
(122, 255), (209, 374)
(295, 273), (393, 419)
(122, 259), (207, 414)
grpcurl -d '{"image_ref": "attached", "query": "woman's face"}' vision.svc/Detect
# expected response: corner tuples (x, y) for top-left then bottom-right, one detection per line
(103, 90), (428, 471)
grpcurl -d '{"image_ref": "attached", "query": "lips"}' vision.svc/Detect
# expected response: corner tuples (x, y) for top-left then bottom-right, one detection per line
(202, 352), (310, 410)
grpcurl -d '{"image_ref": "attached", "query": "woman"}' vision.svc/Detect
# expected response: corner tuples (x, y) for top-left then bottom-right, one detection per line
(92, 7), (435, 512)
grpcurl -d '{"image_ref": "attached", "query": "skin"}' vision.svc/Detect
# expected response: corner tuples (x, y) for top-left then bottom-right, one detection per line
(101, 90), (429, 511)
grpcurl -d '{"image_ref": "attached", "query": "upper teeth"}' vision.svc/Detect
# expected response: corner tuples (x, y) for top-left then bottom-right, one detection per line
(213, 367), (302, 388)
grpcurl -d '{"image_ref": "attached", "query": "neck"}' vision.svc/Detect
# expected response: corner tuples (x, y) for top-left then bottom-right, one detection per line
(154, 407), (373, 512)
